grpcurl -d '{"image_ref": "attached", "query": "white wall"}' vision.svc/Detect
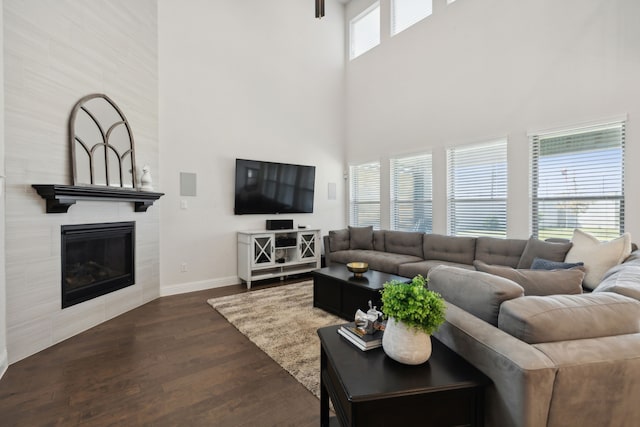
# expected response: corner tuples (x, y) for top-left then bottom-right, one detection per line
(158, 0), (346, 295)
(0, 0), (7, 378)
(345, 0), (640, 239)
(4, 0), (159, 363)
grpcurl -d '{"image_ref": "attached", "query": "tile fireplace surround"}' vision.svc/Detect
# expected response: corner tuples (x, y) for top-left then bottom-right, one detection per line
(7, 188), (163, 364)
(5, 195), (161, 364)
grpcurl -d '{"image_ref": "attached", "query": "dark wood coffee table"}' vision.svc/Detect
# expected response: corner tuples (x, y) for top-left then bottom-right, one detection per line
(318, 325), (490, 427)
(312, 266), (410, 320)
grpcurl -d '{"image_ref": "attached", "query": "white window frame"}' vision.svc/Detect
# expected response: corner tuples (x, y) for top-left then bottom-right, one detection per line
(349, 2), (381, 60)
(349, 161), (381, 228)
(530, 121), (625, 240)
(390, 153), (433, 233)
(391, 0), (433, 36)
(447, 139), (508, 238)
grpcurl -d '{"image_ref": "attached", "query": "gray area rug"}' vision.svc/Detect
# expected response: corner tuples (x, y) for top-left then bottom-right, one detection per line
(207, 281), (344, 398)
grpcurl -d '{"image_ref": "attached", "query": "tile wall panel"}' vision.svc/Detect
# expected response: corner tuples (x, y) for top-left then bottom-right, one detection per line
(4, 0), (159, 363)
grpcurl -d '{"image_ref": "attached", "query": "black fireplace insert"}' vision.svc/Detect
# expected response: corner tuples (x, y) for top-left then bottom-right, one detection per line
(61, 221), (135, 308)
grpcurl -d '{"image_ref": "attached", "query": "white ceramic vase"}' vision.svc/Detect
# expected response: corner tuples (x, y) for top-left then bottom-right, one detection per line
(382, 317), (432, 365)
(140, 165), (153, 191)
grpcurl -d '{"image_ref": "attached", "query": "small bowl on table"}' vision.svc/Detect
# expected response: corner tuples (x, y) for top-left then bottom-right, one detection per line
(347, 262), (369, 278)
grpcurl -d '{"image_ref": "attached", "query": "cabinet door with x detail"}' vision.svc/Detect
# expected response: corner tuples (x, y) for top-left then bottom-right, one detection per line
(298, 231), (318, 261)
(251, 234), (275, 267)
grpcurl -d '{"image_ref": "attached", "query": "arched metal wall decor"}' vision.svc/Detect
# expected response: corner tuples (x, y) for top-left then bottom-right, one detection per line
(69, 93), (138, 188)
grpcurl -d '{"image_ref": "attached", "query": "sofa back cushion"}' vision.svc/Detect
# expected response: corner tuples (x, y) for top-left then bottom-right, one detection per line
(516, 237), (573, 269)
(427, 265), (524, 326)
(373, 230), (386, 252)
(474, 261), (584, 296)
(328, 228), (350, 252)
(498, 293), (640, 344)
(423, 234), (476, 265)
(383, 230), (423, 258)
(594, 250), (640, 301)
(475, 237), (527, 268)
(349, 226), (374, 250)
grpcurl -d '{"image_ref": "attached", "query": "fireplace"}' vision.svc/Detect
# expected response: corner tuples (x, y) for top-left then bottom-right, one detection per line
(61, 222), (135, 308)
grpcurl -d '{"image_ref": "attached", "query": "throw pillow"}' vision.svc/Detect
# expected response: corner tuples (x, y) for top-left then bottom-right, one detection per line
(564, 229), (632, 290)
(473, 260), (584, 296)
(328, 229), (350, 252)
(427, 265), (524, 326)
(516, 237), (572, 269)
(348, 226), (374, 250)
(531, 257), (584, 270)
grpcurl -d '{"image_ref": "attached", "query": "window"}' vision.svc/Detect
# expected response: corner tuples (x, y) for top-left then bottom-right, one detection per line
(350, 2), (380, 59)
(447, 140), (508, 238)
(390, 153), (433, 232)
(391, 0), (432, 35)
(349, 162), (381, 228)
(531, 121), (625, 240)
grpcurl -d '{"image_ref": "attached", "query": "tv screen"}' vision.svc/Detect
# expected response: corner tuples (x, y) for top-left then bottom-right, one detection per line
(234, 159), (316, 215)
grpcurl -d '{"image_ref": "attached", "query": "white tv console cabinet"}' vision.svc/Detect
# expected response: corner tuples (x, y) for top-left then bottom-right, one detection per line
(237, 228), (321, 289)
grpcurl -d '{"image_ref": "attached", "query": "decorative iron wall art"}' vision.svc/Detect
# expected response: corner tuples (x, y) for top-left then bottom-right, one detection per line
(69, 93), (138, 188)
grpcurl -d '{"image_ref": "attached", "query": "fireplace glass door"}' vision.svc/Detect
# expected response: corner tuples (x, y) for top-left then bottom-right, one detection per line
(61, 222), (135, 308)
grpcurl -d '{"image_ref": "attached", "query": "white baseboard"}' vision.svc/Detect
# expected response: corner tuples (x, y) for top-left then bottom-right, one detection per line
(0, 348), (8, 380)
(160, 276), (240, 297)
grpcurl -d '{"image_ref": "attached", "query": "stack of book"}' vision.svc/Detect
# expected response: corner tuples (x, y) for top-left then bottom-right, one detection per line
(337, 322), (383, 351)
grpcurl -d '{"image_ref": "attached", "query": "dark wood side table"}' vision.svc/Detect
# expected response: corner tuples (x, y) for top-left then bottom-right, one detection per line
(312, 266), (410, 320)
(318, 325), (490, 427)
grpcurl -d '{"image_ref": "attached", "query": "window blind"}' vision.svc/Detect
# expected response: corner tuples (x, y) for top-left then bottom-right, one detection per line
(531, 121), (625, 240)
(349, 162), (381, 228)
(391, 0), (432, 35)
(447, 140), (508, 237)
(390, 153), (433, 232)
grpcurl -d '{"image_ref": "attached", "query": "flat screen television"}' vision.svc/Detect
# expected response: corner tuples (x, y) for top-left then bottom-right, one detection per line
(234, 158), (316, 215)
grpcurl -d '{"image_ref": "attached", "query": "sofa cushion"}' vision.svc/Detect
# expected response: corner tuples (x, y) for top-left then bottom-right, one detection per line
(516, 237), (572, 269)
(329, 249), (422, 275)
(373, 230), (385, 252)
(532, 335), (640, 427)
(594, 251), (640, 301)
(565, 228), (632, 290)
(475, 237), (527, 268)
(349, 226), (374, 250)
(474, 261), (584, 296)
(398, 260), (474, 279)
(384, 230), (424, 258)
(530, 257), (584, 270)
(427, 265), (524, 326)
(498, 293), (640, 344)
(423, 234), (476, 265)
(328, 228), (350, 252)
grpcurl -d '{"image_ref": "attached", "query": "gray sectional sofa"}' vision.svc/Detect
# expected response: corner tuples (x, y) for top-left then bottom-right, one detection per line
(324, 226), (571, 276)
(323, 226), (640, 427)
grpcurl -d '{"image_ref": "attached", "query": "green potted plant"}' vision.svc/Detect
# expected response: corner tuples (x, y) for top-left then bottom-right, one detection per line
(380, 275), (446, 365)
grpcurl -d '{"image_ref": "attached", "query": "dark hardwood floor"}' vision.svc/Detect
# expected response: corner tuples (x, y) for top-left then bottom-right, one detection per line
(0, 278), (320, 426)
